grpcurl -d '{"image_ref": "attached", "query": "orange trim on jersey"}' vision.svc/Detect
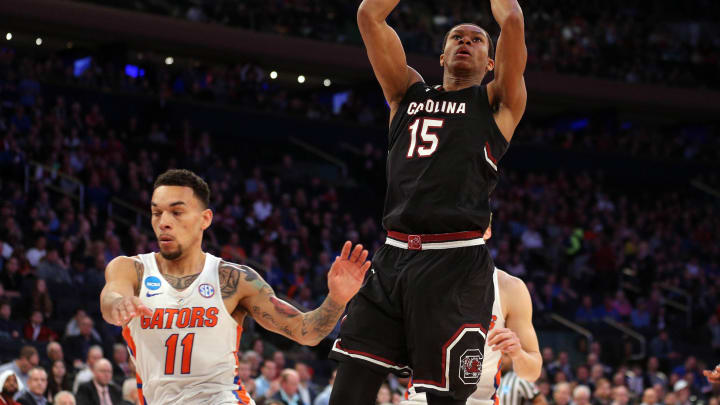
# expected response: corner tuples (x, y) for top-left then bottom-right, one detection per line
(233, 325), (252, 404)
(122, 327), (148, 404)
(122, 326), (137, 358)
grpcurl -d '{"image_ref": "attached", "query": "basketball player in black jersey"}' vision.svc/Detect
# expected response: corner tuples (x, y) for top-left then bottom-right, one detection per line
(328, 0), (527, 404)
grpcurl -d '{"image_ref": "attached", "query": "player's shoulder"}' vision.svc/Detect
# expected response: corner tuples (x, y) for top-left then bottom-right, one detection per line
(106, 255), (143, 271)
(495, 268), (526, 291)
(217, 260), (270, 298)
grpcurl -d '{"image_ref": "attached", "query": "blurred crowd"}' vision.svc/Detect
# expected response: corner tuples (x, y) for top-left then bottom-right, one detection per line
(78, 0), (720, 89)
(1, 29), (720, 405)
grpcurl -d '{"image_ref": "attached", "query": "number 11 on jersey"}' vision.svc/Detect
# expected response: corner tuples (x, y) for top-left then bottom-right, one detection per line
(407, 118), (444, 158)
(165, 333), (195, 375)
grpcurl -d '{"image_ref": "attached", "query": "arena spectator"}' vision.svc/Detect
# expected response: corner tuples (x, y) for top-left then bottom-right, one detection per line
(25, 238), (46, 268)
(110, 346), (129, 387)
(672, 380), (691, 405)
(53, 391), (75, 405)
(0, 347), (38, 390)
(610, 386), (630, 405)
(593, 379), (612, 405)
(64, 319), (102, 368)
(16, 367), (47, 405)
(35, 248), (72, 286)
(0, 303), (21, 341)
(120, 378), (136, 405)
(0, 370), (22, 405)
(44, 343), (63, 370)
(573, 385), (592, 405)
(551, 382), (571, 405)
(640, 387), (659, 405)
(22, 311), (57, 343)
(313, 369), (335, 405)
(270, 369), (301, 405)
(75, 359), (121, 405)
(295, 362), (317, 405)
(27, 280), (52, 321)
(46, 361), (72, 403)
(72, 346), (103, 394)
(254, 360), (277, 398)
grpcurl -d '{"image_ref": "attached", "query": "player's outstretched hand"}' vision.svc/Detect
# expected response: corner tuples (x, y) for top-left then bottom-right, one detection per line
(488, 327), (522, 358)
(108, 296), (153, 326)
(703, 365), (720, 384)
(327, 241), (371, 305)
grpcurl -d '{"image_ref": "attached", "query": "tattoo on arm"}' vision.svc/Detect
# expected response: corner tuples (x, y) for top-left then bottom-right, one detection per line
(219, 261), (272, 299)
(299, 297), (345, 341)
(133, 259), (144, 296)
(270, 296), (301, 318)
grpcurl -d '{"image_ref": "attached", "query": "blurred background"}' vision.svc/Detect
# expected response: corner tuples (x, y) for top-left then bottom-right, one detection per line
(0, 0), (719, 404)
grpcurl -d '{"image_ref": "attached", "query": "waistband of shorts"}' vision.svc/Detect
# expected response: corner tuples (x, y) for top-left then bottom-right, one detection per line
(385, 230), (485, 250)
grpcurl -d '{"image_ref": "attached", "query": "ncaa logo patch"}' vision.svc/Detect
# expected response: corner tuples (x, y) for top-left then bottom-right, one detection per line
(459, 348), (483, 385)
(145, 276), (162, 291)
(198, 283), (215, 298)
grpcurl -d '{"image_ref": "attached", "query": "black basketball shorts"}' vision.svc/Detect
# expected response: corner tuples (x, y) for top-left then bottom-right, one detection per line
(329, 230), (495, 400)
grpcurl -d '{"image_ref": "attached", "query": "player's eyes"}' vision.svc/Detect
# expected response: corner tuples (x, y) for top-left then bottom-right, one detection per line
(453, 35), (462, 40)
(473, 38), (481, 42)
(152, 212), (161, 217)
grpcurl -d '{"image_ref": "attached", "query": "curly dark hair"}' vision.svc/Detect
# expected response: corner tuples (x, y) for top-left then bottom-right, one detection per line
(153, 169), (210, 208)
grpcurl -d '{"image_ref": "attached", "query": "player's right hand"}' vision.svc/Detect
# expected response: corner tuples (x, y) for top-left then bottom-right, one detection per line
(109, 296), (153, 326)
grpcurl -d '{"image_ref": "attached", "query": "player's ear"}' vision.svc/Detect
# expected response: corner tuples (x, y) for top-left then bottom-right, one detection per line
(486, 57), (495, 72)
(201, 208), (213, 231)
(440, 53), (445, 67)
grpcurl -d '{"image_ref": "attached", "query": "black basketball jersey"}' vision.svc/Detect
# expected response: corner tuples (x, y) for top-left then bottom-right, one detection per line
(383, 81), (508, 234)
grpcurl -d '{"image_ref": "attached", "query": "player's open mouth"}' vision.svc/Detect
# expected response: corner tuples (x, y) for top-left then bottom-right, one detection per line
(456, 48), (471, 57)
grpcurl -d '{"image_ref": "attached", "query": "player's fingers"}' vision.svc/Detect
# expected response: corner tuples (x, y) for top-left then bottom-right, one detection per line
(488, 329), (510, 345)
(350, 244), (364, 262)
(360, 261), (371, 276)
(358, 249), (369, 264)
(340, 241), (351, 260)
(112, 308), (124, 325)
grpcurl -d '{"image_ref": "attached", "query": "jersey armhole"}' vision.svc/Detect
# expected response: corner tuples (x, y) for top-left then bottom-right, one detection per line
(479, 85), (509, 148)
(389, 81), (428, 137)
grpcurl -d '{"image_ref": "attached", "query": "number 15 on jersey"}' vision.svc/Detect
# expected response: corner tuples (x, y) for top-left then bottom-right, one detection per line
(407, 118), (445, 159)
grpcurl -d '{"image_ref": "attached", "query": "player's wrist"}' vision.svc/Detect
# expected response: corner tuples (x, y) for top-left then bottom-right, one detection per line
(326, 292), (348, 307)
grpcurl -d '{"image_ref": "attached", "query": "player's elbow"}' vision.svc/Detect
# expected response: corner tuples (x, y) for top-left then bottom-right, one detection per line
(296, 336), (323, 347)
(517, 367), (542, 383)
(357, 2), (381, 27)
(501, 9), (525, 32)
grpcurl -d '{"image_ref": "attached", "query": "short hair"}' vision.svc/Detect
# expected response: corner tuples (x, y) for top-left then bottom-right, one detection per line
(280, 369), (298, 382)
(54, 391), (75, 404)
(122, 378), (136, 400)
(442, 23), (495, 59)
(20, 345), (38, 360)
(29, 367), (47, 377)
(574, 385), (591, 398)
(154, 169), (210, 208)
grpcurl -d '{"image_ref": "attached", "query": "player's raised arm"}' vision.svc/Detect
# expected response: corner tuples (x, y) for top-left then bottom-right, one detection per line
(234, 242), (370, 346)
(357, 0), (423, 115)
(487, 272), (542, 382)
(100, 256), (152, 326)
(486, 0), (527, 142)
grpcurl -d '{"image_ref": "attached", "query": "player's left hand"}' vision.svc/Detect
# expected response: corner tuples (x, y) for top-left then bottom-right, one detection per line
(703, 365), (720, 384)
(327, 241), (371, 305)
(488, 327), (522, 358)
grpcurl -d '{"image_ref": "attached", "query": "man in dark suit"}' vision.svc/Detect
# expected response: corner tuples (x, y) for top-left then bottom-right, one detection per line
(295, 363), (318, 405)
(17, 367), (48, 405)
(75, 359), (121, 405)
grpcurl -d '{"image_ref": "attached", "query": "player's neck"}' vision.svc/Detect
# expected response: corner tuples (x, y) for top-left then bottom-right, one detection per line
(442, 72), (484, 91)
(156, 249), (206, 276)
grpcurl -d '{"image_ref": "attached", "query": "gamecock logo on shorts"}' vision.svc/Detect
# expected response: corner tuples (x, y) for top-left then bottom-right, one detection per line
(459, 349), (483, 384)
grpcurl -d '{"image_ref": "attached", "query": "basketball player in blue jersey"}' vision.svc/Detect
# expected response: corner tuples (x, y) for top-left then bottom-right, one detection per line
(328, 0), (527, 403)
(100, 169), (371, 405)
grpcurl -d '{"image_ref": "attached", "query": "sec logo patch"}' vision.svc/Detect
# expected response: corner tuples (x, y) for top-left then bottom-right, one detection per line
(198, 283), (215, 298)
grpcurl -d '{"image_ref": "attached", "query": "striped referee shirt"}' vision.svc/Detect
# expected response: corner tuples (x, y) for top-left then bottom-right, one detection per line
(497, 371), (540, 405)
